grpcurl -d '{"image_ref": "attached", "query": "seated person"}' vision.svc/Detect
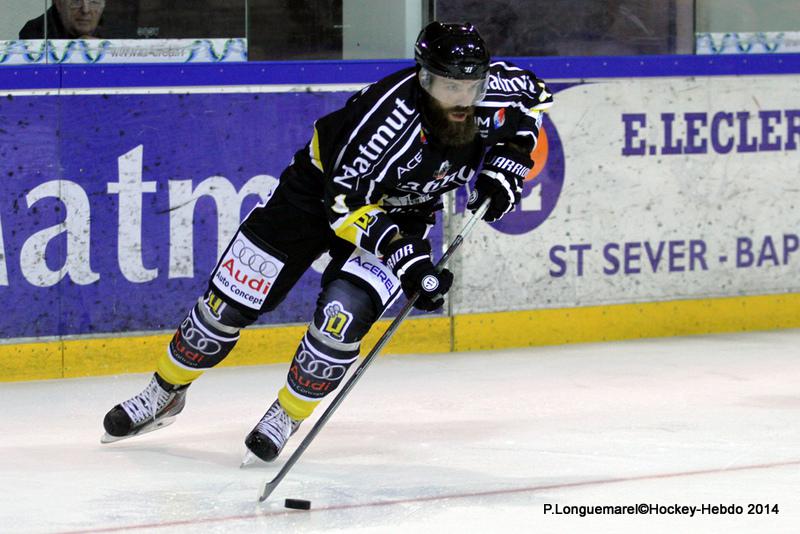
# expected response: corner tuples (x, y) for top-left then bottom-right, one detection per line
(19, 0), (105, 39)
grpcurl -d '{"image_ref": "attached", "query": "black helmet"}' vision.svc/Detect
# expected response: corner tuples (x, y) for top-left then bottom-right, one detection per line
(414, 22), (490, 80)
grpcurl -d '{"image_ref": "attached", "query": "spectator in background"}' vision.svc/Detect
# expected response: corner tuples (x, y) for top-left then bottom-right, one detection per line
(19, 0), (105, 40)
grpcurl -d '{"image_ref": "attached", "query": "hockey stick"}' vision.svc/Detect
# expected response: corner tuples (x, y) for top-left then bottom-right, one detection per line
(258, 199), (491, 502)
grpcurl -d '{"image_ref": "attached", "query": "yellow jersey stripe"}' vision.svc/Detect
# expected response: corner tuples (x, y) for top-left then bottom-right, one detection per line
(332, 204), (383, 241)
(309, 126), (324, 172)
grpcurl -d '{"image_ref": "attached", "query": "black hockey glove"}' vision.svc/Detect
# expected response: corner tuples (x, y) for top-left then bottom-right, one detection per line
(383, 236), (453, 311)
(467, 143), (532, 222)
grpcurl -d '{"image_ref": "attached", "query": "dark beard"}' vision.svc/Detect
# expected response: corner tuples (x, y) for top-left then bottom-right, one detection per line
(422, 93), (478, 147)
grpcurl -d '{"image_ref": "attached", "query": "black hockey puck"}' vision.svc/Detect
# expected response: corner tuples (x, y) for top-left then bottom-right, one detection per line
(284, 498), (311, 510)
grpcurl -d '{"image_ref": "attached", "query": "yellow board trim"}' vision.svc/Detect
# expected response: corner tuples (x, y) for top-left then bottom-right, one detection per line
(454, 293), (800, 351)
(0, 315), (450, 382)
(0, 339), (64, 382)
(1, 293), (799, 382)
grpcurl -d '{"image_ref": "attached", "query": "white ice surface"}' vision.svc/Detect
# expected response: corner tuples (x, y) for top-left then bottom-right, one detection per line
(1, 330), (799, 533)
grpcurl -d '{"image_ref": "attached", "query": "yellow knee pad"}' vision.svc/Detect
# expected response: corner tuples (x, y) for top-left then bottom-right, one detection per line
(157, 349), (204, 386)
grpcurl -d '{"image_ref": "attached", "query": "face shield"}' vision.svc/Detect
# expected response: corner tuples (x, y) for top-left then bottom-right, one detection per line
(419, 67), (488, 108)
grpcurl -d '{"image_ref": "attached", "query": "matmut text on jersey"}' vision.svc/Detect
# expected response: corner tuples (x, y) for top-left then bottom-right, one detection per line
(279, 60), (553, 256)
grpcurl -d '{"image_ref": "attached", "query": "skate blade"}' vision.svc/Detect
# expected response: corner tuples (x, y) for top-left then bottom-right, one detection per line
(240, 450), (271, 469)
(100, 416), (177, 444)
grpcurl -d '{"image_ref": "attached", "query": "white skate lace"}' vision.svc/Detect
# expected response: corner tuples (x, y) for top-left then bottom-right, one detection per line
(120, 377), (173, 425)
(255, 402), (301, 449)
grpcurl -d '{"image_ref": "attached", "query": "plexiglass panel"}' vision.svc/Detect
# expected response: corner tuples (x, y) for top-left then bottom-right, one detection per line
(247, 0), (343, 61)
(2, 0), (247, 65)
(5, 0), (800, 66)
(436, 0), (692, 56)
(695, 0), (800, 54)
(3, 0), (48, 40)
(8, 0), (247, 40)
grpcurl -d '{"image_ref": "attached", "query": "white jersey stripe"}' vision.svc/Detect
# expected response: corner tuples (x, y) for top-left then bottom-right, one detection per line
(375, 122), (422, 183)
(333, 72), (416, 172)
(490, 61), (524, 72)
(359, 116), (421, 186)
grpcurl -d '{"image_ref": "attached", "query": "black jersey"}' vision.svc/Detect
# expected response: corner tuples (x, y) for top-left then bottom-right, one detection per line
(279, 60), (553, 257)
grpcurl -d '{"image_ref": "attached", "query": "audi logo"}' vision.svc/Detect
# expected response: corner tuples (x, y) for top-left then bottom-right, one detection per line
(295, 348), (348, 380)
(231, 239), (280, 277)
(179, 316), (222, 355)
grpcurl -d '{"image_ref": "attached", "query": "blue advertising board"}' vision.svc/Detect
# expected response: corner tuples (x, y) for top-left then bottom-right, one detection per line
(0, 89), (444, 339)
(3, 55), (800, 345)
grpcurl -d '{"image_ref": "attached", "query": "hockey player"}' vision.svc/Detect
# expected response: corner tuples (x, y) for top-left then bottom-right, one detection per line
(101, 21), (553, 463)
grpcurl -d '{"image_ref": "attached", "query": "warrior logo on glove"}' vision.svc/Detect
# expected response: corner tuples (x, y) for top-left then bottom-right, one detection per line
(382, 236), (453, 311)
(467, 143), (533, 223)
(421, 275), (440, 292)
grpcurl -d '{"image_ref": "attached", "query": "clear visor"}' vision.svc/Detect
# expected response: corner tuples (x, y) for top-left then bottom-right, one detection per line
(419, 68), (488, 107)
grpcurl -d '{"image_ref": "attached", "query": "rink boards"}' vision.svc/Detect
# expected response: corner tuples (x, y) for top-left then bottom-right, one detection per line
(1, 56), (799, 380)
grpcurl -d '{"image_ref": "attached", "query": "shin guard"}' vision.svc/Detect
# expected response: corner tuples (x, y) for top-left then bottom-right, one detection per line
(281, 280), (377, 420)
(282, 329), (359, 419)
(160, 292), (254, 385)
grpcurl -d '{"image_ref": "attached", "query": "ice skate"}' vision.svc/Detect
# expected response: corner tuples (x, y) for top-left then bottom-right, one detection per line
(101, 373), (189, 444)
(241, 399), (302, 466)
